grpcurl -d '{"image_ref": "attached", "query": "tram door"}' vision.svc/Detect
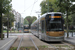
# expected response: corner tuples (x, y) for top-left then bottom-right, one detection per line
(41, 20), (46, 40)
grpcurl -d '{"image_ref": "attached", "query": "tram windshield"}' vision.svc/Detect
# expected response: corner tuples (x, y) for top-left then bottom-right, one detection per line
(24, 26), (29, 29)
(46, 20), (63, 31)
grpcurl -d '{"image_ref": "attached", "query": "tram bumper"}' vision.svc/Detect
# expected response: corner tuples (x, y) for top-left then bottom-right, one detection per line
(45, 35), (64, 41)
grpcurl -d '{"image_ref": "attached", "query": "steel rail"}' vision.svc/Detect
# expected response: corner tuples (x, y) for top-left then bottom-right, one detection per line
(49, 44), (58, 50)
(29, 36), (39, 50)
(49, 41), (73, 50)
(17, 35), (23, 50)
(62, 42), (74, 49)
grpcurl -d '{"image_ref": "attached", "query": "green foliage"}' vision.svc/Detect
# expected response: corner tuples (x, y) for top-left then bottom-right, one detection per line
(38, 45), (48, 48)
(64, 15), (73, 27)
(40, 0), (59, 14)
(25, 16), (32, 24)
(24, 16), (37, 28)
(24, 19), (29, 25)
(9, 47), (17, 50)
(56, 0), (75, 14)
(32, 16), (37, 21)
(70, 13), (75, 25)
(55, 0), (75, 37)
(25, 16), (37, 24)
(32, 19), (35, 23)
(2, 0), (12, 13)
(0, 0), (12, 39)
(3, 12), (15, 28)
(55, 0), (75, 26)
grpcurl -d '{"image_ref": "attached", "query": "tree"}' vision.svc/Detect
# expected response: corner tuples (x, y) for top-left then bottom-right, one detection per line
(32, 19), (36, 23)
(25, 16), (32, 24)
(32, 16), (37, 22)
(25, 16), (32, 28)
(64, 15), (73, 28)
(70, 13), (75, 25)
(0, 0), (12, 39)
(0, 0), (3, 39)
(55, 0), (75, 38)
(25, 16), (37, 28)
(3, 12), (15, 28)
(24, 19), (29, 25)
(40, 0), (59, 14)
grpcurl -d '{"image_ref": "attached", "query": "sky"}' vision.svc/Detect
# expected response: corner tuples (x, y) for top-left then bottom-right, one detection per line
(11, 0), (43, 18)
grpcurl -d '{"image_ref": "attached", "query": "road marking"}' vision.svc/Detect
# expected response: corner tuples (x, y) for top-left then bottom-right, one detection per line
(0, 38), (16, 49)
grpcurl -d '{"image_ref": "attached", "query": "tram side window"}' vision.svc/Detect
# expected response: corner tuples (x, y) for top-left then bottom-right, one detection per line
(36, 24), (38, 30)
(41, 20), (44, 33)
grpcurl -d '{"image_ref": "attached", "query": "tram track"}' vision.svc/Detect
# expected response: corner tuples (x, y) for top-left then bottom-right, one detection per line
(17, 35), (23, 50)
(10, 33), (75, 50)
(48, 41), (74, 50)
(62, 42), (74, 49)
(49, 44), (58, 50)
(29, 36), (39, 50)
(16, 34), (39, 50)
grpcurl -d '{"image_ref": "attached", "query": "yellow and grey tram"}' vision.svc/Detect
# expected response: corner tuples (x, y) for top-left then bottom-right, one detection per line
(31, 12), (64, 41)
(23, 25), (29, 33)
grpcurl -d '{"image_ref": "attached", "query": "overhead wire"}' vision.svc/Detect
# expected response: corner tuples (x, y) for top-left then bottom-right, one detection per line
(24, 0), (25, 10)
(23, 0), (38, 13)
(30, 0), (38, 15)
(21, 0), (38, 17)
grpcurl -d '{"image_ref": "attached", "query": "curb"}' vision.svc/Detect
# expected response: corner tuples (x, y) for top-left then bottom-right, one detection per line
(6, 37), (17, 50)
(0, 37), (17, 50)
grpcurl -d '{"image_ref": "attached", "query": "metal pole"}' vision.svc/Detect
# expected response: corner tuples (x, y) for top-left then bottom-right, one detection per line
(18, 22), (19, 33)
(10, 19), (11, 33)
(72, 31), (73, 37)
(7, 18), (9, 38)
(38, 14), (39, 36)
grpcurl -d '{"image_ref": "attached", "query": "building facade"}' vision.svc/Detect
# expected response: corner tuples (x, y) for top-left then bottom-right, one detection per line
(12, 9), (24, 30)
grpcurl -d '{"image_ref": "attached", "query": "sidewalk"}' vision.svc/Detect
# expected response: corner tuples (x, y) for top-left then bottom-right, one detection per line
(0, 37), (17, 50)
(64, 36), (75, 45)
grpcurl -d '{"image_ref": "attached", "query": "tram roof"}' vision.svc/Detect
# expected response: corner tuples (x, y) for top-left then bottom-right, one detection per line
(46, 12), (62, 14)
(41, 12), (62, 17)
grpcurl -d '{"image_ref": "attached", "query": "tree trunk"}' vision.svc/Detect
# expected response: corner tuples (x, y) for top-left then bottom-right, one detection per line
(0, 0), (3, 40)
(0, 13), (3, 40)
(66, 11), (69, 38)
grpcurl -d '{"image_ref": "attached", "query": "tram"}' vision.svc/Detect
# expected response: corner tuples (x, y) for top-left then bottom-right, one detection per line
(31, 12), (64, 41)
(23, 25), (29, 33)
